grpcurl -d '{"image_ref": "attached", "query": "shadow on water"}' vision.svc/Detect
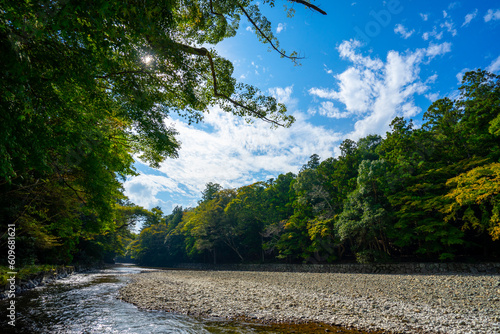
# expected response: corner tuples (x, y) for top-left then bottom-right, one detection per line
(0, 265), (379, 334)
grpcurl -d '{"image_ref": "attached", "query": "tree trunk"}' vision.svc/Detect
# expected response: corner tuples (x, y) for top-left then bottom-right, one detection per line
(261, 235), (265, 263)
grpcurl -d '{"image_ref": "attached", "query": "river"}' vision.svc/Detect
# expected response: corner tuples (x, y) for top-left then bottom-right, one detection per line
(0, 265), (367, 333)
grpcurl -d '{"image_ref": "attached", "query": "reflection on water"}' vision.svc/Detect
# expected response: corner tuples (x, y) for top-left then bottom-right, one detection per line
(0, 265), (367, 334)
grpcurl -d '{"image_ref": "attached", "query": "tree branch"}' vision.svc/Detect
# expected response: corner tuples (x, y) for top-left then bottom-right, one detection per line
(209, 0), (225, 18)
(176, 43), (285, 127)
(95, 70), (148, 79)
(288, 0), (327, 15)
(52, 165), (88, 205)
(237, 4), (303, 63)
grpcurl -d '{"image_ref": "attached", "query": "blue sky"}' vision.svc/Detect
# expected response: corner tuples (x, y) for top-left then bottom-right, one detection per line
(123, 0), (500, 214)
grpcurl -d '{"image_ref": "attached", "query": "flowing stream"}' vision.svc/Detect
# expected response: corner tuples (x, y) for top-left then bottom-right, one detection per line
(0, 265), (365, 333)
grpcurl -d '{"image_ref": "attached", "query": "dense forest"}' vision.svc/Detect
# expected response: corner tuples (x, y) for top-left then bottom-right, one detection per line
(128, 70), (500, 265)
(1, 1), (499, 268)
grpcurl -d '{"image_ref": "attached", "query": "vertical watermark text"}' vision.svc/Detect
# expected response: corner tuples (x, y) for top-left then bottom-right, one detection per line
(6, 223), (16, 326)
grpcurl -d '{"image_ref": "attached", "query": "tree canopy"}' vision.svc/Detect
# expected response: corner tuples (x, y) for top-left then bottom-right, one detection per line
(0, 0), (326, 266)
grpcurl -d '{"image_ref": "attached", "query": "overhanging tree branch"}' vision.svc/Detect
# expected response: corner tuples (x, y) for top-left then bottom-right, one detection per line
(144, 1), (327, 128)
(238, 4), (303, 63)
(209, 0), (225, 18)
(289, 0), (327, 15)
(94, 70), (149, 79)
(176, 43), (286, 127)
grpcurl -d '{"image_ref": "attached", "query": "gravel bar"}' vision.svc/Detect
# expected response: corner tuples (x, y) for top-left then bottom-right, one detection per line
(119, 270), (500, 333)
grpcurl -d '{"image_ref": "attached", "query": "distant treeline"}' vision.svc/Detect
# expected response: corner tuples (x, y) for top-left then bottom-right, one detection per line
(126, 70), (500, 266)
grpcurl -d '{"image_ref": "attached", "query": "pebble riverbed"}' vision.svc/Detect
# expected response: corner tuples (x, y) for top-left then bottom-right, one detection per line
(119, 270), (500, 333)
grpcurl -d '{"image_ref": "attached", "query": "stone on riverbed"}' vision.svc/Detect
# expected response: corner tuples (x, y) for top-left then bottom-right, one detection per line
(119, 270), (500, 334)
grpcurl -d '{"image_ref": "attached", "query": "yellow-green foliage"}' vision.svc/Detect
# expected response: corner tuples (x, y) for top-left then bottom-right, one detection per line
(446, 163), (500, 240)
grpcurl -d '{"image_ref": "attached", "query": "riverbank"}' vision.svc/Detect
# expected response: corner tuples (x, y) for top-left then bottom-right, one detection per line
(119, 270), (500, 333)
(0, 263), (105, 299)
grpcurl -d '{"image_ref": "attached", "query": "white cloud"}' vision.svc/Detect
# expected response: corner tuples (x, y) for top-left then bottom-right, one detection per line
(251, 61), (261, 75)
(422, 26), (443, 41)
(308, 40), (444, 141)
(440, 20), (457, 36)
(426, 42), (452, 58)
(123, 174), (182, 209)
(308, 87), (336, 100)
(309, 67), (375, 114)
(487, 56), (500, 73)
(268, 85), (298, 109)
(462, 9), (478, 27)
(426, 74), (439, 84)
(276, 23), (286, 33)
(124, 88), (343, 209)
(420, 13), (429, 21)
(323, 64), (333, 75)
(337, 39), (383, 69)
(246, 26), (252, 32)
(423, 13), (458, 40)
(309, 101), (352, 119)
(456, 68), (470, 83)
(394, 24), (415, 39)
(484, 9), (500, 22)
(425, 92), (440, 101)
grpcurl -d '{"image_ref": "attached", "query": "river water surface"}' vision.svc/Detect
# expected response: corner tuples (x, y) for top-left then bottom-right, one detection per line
(0, 265), (369, 333)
